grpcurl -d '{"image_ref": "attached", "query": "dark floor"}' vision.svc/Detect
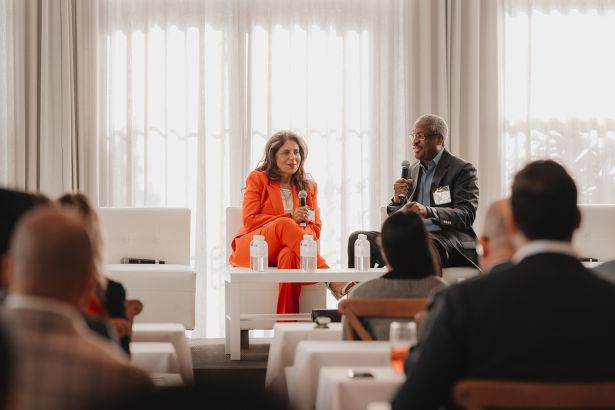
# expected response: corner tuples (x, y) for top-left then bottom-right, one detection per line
(189, 339), (292, 408)
(190, 339), (270, 388)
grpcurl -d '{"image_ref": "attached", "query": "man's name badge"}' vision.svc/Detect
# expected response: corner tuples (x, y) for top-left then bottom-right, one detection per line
(433, 186), (452, 205)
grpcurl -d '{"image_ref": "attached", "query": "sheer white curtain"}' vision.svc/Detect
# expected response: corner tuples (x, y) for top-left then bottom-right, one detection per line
(98, 0), (447, 337)
(0, 0), (98, 197)
(447, 0), (503, 232)
(501, 0), (615, 203)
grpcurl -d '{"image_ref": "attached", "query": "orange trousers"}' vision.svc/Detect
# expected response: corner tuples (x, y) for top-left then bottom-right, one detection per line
(230, 217), (328, 313)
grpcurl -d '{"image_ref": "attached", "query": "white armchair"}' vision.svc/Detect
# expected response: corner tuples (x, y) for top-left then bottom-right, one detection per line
(225, 207), (326, 332)
(99, 207), (196, 329)
(574, 204), (615, 263)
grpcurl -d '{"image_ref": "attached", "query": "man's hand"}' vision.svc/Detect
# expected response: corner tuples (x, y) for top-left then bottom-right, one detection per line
(402, 201), (428, 218)
(393, 178), (413, 203)
(291, 207), (309, 224)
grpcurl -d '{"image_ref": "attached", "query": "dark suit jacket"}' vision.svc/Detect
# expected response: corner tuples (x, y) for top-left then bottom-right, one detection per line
(387, 149), (479, 265)
(392, 252), (615, 410)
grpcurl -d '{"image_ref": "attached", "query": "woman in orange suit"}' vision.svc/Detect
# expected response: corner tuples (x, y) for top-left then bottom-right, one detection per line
(229, 131), (353, 314)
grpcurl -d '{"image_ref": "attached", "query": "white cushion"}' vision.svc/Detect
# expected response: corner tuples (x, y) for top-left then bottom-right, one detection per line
(573, 204), (615, 262)
(99, 207), (191, 265)
(105, 264), (196, 329)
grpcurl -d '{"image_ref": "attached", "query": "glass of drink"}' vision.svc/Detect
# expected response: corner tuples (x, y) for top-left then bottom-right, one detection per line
(389, 321), (417, 374)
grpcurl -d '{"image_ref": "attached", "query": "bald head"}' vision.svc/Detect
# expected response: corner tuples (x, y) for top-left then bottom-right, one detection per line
(483, 199), (513, 241)
(479, 199), (515, 271)
(9, 208), (94, 306)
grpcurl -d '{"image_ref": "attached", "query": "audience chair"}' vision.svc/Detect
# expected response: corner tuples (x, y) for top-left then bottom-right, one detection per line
(99, 207), (196, 329)
(338, 298), (428, 341)
(454, 379), (615, 410)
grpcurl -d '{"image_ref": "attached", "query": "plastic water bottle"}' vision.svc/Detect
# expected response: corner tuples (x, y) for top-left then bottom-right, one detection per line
(354, 233), (370, 271)
(250, 235), (268, 272)
(300, 234), (317, 271)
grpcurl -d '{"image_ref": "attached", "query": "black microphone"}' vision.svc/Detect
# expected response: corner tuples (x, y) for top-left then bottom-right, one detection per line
(298, 190), (307, 228)
(399, 160), (410, 201)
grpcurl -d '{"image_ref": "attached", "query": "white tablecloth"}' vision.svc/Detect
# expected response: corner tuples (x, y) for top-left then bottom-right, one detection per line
(315, 366), (404, 410)
(132, 323), (193, 384)
(288, 341), (391, 410)
(266, 322), (343, 396)
(130, 342), (179, 375)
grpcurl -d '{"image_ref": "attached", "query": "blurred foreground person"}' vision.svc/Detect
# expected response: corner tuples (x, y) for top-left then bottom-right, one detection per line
(393, 160), (615, 409)
(3, 208), (152, 409)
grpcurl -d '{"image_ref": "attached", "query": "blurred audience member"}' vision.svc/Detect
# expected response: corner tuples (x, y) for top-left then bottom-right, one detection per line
(477, 198), (515, 273)
(0, 188), (49, 298)
(0, 321), (12, 410)
(346, 211), (445, 340)
(3, 208), (152, 409)
(392, 160), (615, 410)
(58, 193), (131, 354)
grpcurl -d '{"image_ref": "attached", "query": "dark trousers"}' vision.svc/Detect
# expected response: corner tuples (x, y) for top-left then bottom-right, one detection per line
(347, 230), (477, 269)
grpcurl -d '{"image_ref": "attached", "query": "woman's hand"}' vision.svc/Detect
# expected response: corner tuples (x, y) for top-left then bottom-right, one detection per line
(291, 207), (309, 224)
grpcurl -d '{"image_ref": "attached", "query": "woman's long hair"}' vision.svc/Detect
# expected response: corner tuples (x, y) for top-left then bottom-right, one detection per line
(256, 131), (311, 191)
(380, 211), (436, 279)
(57, 193), (106, 290)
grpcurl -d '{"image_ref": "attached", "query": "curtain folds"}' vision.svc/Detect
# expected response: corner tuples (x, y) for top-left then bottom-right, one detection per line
(500, 0), (615, 204)
(95, 0), (449, 336)
(0, 0), (98, 198)
(446, 0), (503, 232)
(5, 0), (613, 337)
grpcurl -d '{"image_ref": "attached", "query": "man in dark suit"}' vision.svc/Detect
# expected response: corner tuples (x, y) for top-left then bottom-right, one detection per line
(348, 114), (479, 270)
(392, 160), (615, 410)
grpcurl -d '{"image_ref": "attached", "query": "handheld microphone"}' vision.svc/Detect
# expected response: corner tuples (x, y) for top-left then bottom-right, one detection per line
(298, 190), (308, 228)
(399, 160), (410, 200)
(121, 257), (165, 264)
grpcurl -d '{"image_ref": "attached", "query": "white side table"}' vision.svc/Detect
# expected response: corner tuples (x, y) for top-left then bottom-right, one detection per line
(316, 366), (404, 410)
(288, 341), (391, 410)
(132, 323), (193, 384)
(266, 322), (343, 397)
(225, 267), (385, 360)
(130, 342), (179, 375)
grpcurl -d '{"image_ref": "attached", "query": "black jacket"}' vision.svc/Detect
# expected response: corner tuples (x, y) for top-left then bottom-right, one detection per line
(392, 252), (615, 410)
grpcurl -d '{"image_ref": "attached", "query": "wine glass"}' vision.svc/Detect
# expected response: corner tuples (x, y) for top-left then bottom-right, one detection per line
(389, 321), (417, 373)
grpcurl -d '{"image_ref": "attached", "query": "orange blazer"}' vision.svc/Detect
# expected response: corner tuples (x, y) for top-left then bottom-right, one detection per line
(231, 170), (323, 251)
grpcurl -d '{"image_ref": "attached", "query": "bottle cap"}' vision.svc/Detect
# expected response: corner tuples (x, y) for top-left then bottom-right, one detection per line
(358, 234), (367, 240)
(254, 235), (265, 241)
(303, 234), (313, 240)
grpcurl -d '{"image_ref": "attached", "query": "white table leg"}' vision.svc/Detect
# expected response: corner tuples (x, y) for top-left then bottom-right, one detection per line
(229, 282), (241, 360)
(224, 280), (230, 354)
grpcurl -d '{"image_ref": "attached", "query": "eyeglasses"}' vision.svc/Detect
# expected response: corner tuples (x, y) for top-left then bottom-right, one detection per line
(409, 131), (440, 141)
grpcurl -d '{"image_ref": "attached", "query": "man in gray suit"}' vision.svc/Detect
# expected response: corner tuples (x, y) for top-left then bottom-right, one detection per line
(2, 208), (152, 409)
(349, 114), (480, 270)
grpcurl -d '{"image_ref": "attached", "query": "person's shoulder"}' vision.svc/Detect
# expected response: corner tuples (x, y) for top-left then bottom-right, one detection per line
(246, 170), (269, 186)
(348, 278), (386, 298)
(304, 173), (318, 193)
(443, 149), (474, 169)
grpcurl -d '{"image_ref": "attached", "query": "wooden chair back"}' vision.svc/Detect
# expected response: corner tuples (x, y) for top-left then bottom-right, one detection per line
(338, 298), (428, 341)
(454, 379), (615, 410)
